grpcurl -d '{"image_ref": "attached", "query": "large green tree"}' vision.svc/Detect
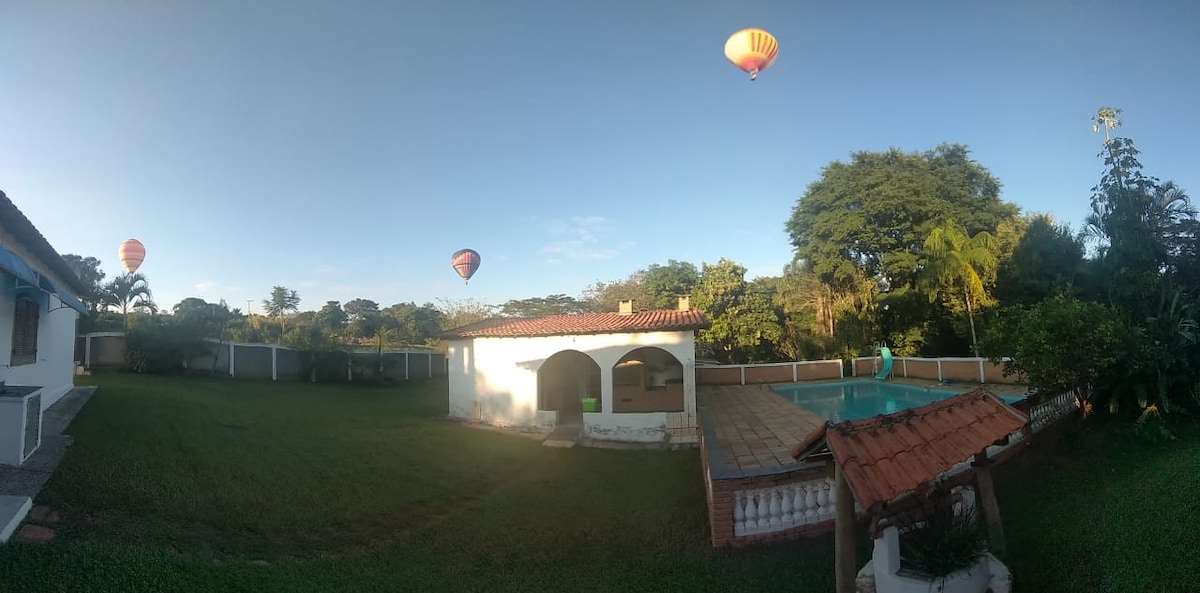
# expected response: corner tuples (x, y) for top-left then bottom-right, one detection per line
(583, 272), (651, 313)
(691, 259), (783, 364)
(435, 297), (496, 332)
(499, 294), (590, 317)
(61, 254), (106, 312)
(786, 144), (1019, 290)
(583, 260), (700, 313)
(785, 143), (1020, 356)
(343, 298), (382, 340)
(313, 301), (349, 334)
(994, 214), (1086, 307)
(381, 302), (444, 345)
(641, 260), (700, 310)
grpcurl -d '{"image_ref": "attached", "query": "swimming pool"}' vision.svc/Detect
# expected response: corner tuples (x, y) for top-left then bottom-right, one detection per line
(770, 380), (1025, 423)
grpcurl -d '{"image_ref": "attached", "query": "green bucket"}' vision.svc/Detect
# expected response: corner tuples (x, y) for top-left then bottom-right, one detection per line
(582, 397), (598, 412)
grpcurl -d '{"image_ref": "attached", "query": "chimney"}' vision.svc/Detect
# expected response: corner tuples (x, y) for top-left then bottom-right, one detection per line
(677, 295), (691, 312)
(618, 299), (634, 315)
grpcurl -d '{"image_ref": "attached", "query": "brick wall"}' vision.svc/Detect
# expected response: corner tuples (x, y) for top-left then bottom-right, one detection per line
(701, 428), (843, 548)
(697, 360), (843, 387)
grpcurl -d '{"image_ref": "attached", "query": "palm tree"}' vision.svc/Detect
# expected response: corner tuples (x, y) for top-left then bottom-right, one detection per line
(921, 220), (998, 356)
(102, 272), (157, 331)
(262, 286), (301, 342)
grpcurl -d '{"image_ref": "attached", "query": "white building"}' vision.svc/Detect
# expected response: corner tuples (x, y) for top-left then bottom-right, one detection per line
(0, 190), (88, 468)
(443, 297), (710, 445)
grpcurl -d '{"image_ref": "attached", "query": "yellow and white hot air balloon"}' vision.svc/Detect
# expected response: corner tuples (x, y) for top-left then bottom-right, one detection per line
(724, 28), (779, 81)
(119, 238), (146, 274)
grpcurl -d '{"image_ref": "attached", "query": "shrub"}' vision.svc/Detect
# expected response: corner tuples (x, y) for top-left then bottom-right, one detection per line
(895, 489), (990, 580)
(980, 296), (1125, 394)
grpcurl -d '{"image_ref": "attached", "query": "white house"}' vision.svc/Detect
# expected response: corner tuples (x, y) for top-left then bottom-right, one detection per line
(442, 297), (711, 445)
(0, 190), (88, 468)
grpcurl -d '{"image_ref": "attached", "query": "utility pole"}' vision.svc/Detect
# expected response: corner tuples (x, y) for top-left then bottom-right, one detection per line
(246, 299), (254, 316)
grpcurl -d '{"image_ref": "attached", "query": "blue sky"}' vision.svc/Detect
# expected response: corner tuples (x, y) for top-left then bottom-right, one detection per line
(2, 0), (1197, 314)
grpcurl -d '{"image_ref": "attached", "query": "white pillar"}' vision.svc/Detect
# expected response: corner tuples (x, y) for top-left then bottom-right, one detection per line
(979, 358), (986, 383)
(84, 335), (92, 369)
(600, 366), (614, 414)
(873, 526), (902, 577)
(683, 355), (697, 415)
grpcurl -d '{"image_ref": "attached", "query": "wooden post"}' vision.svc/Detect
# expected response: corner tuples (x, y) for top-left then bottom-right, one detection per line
(834, 462), (857, 593)
(973, 450), (1007, 557)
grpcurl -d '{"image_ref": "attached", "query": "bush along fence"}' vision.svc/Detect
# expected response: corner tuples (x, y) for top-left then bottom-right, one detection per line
(75, 332), (447, 383)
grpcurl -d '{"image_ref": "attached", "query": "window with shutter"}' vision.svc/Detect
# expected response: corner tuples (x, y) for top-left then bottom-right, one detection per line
(11, 296), (39, 366)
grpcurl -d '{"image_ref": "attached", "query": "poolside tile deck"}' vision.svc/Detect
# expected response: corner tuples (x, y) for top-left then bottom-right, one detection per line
(697, 384), (825, 478)
(696, 378), (1031, 480)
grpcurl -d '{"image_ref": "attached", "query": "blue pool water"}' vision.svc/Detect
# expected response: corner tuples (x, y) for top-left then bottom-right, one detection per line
(771, 380), (1026, 424)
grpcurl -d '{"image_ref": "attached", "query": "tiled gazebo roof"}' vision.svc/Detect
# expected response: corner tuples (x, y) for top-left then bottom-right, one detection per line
(791, 388), (1029, 512)
(440, 309), (711, 339)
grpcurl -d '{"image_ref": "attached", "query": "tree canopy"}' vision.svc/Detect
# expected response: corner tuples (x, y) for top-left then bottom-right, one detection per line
(786, 143), (1019, 290)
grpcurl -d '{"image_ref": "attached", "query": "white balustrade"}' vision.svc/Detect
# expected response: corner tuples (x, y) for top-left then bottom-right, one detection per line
(732, 477), (841, 537)
(1030, 390), (1077, 433)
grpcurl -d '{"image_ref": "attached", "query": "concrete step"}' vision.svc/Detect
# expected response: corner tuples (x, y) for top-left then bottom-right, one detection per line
(542, 423), (583, 448)
(0, 495), (32, 544)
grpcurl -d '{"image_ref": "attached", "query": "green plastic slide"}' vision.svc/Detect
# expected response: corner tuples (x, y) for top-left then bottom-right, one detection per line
(875, 346), (893, 379)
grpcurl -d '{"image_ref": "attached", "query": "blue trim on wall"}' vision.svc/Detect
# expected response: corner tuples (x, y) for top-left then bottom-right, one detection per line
(1, 244), (87, 314)
(0, 244), (39, 286)
(42, 277), (86, 314)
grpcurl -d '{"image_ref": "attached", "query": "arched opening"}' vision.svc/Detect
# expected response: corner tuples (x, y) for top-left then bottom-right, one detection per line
(538, 350), (602, 426)
(612, 347), (684, 413)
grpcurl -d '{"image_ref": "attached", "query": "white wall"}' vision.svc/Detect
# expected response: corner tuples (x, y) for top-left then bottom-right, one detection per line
(0, 286), (79, 409)
(446, 330), (698, 442)
(0, 225), (81, 409)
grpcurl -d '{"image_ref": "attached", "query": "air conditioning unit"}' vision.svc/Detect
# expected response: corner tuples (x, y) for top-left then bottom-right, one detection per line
(0, 385), (43, 466)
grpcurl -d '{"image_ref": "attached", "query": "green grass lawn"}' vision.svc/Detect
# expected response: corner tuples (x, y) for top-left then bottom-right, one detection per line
(0, 374), (1197, 593)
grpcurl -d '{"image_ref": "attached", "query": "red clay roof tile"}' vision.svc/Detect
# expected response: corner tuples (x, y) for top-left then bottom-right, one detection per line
(440, 309), (711, 339)
(790, 388), (1028, 513)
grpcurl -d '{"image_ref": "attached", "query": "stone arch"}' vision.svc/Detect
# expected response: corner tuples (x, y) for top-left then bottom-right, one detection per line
(611, 346), (685, 413)
(537, 349), (602, 424)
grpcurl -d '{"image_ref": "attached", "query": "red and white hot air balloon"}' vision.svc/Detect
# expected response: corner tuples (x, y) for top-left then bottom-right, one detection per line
(451, 248), (481, 284)
(724, 28), (779, 81)
(119, 239), (146, 274)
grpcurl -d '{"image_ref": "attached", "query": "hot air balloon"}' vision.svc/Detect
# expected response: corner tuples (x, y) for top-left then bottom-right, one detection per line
(724, 28), (779, 81)
(118, 239), (146, 274)
(451, 249), (481, 283)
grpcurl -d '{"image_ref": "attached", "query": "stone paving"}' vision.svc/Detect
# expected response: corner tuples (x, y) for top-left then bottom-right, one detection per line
(698, 384), (825, 476)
